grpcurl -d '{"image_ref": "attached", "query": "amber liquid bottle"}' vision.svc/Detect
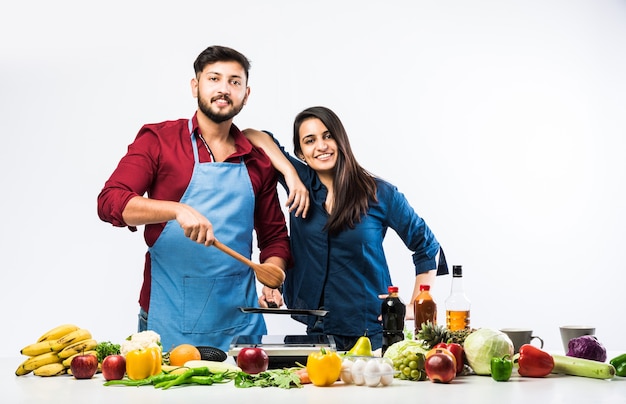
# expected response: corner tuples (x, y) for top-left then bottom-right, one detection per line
(414, 284), (437, 335)
(445, 265), (471, 331)
(381, 286), (406, 355)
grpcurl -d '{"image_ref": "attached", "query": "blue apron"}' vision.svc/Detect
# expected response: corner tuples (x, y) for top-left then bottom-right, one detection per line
(147, 119), (266, 352)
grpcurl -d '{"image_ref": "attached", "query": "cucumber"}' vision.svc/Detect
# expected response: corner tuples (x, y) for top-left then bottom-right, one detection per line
(183, 359), (241, 373)
(551, 354), (616, 379)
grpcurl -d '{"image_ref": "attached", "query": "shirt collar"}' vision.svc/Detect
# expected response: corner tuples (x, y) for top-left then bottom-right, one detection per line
(191, 112), (252, 158)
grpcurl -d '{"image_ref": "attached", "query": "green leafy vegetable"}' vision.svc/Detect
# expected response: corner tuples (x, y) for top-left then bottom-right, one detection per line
(234, 369), (302, 389)
(95, 341), (121, 362)
(463, 328), (514, 375)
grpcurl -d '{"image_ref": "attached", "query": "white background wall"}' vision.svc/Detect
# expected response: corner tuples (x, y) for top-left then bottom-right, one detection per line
(1, 0), (625, 358)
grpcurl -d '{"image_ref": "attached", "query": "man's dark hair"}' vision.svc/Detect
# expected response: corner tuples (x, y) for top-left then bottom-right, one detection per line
(193, 45), (251, 82)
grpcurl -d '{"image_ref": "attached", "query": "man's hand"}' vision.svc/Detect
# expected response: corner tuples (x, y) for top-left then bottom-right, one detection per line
(258, 286), (284, 308)
(175, 203), (215, 246)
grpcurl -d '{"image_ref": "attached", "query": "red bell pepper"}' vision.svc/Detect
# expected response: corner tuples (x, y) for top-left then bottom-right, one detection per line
(516, 344), (554, 377)
(434, 342), (464, 375)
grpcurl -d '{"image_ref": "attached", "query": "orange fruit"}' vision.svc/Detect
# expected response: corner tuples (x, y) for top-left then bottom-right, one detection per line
(168, 344), (201, 366)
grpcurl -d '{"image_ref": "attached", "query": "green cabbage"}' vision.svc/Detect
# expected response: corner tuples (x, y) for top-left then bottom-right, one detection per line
(463, 328), (514, 375)
(382, 339), (428, 362)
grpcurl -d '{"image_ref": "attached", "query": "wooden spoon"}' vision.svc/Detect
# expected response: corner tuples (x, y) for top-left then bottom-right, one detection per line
(212, 240), (285, 288)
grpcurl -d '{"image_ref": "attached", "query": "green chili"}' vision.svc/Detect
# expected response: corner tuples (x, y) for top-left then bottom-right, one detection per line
(103, 372), (179, 387)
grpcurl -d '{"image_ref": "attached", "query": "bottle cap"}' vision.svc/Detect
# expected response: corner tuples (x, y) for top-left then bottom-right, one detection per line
(419, 284), (431, 291)
(453, 265), (463, 277)
(387, 286), (399, 293)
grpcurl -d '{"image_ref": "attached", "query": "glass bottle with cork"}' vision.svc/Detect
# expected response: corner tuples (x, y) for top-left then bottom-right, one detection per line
(414, 284), (437, 335)
(381, 285), (406, 355)
(445, 265), (471, 331)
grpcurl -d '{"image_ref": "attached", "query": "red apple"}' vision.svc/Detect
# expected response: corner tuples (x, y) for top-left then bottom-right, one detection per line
(425, 352), (457, 383)
(101, 354), (126, 381)
(236, 347), (269, 375)
(434, 342), (465, 374)
(71, 353), (98, 379)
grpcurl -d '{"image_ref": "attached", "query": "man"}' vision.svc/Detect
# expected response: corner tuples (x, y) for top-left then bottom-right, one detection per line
(97, 46), (290, 352)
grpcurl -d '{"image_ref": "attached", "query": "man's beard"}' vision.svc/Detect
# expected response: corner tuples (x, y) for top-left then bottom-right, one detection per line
(198, 95), (244, 123)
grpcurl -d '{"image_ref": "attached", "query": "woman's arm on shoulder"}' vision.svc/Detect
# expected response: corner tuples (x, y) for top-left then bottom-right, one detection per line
(244, 128), (309, 218)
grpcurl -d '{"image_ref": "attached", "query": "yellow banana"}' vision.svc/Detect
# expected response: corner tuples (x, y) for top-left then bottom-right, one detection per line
(15, 359), (33, 376)
(33, 363), (67, 377)
(16, 352), (62, 374)
(62, 350), (98, 368)
(20, 340), (59, 356)
(58, 339), (98, 359)
(50, 329), (92, 351)
(37, 324), (80, 342)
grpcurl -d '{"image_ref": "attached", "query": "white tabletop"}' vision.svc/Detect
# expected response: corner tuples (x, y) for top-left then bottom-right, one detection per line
(3, 355), (625, 404)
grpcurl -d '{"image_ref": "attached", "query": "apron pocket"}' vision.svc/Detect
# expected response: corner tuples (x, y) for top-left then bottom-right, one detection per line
(182, 274), (249, 334)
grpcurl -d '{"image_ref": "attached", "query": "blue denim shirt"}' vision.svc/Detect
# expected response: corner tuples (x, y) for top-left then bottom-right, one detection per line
(267, 133), (445, 344)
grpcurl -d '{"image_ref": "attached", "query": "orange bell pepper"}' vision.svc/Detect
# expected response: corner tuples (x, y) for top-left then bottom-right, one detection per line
(306, 347), (342, 387)
(125, 346), (162, 380)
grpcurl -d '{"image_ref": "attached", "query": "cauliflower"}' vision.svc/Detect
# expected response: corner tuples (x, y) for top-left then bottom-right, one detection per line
(120, 330), (162, 356)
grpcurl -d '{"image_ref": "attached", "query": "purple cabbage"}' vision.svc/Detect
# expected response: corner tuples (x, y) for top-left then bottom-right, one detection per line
(566, 335), (607, 362)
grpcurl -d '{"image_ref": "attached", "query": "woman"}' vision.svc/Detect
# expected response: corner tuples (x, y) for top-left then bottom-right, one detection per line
(245, 106), (447, 351)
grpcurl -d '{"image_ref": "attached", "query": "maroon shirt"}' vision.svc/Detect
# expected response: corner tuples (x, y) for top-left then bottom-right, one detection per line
(97, 113), (291, 311)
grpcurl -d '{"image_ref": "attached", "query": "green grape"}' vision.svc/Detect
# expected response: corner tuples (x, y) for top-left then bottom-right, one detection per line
(391, 351), (427, 381)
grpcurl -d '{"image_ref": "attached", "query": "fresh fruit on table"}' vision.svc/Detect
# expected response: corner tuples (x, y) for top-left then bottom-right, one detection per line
(101, 354), (127, 381)
(425, 349), (457, 383)
(306, 347), (342, 387)
(168, 344), (202, 366)
(70, 353), (99, 379)
(433, 342), (465, 374)
(62, 350), (98, 367)
(346, 334), (373, 356)
(33, 363), (67, 377)
(58, 339), (98, 359)
(383, 339), (428, 381)
(416, 321), (474, 348)
(15, 324), (95, 377)
(237, 347), (269, 375)
(37, 324), (80, 342)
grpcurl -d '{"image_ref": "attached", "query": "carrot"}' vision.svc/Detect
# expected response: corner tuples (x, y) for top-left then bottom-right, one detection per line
(294, 367), (311, 384)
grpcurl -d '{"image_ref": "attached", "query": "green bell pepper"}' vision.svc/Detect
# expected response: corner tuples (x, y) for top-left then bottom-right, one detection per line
(609, 353), (626, 377)
(490, 354), (513, 381)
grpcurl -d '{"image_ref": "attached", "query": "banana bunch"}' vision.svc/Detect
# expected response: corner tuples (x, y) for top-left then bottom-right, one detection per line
(16, 324), (98, 377)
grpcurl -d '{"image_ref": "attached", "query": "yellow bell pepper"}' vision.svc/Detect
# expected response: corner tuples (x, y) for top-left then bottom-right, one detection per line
(125, 346), (163, 380)
(306, 347), (342, 387)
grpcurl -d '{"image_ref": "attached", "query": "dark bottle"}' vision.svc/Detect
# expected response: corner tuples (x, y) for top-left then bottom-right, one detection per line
(381, 286), (406, 355)
(414, 284), (437, 335)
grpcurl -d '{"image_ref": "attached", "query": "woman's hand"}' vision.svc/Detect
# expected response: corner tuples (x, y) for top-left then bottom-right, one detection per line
(284, 171), (310, 218)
